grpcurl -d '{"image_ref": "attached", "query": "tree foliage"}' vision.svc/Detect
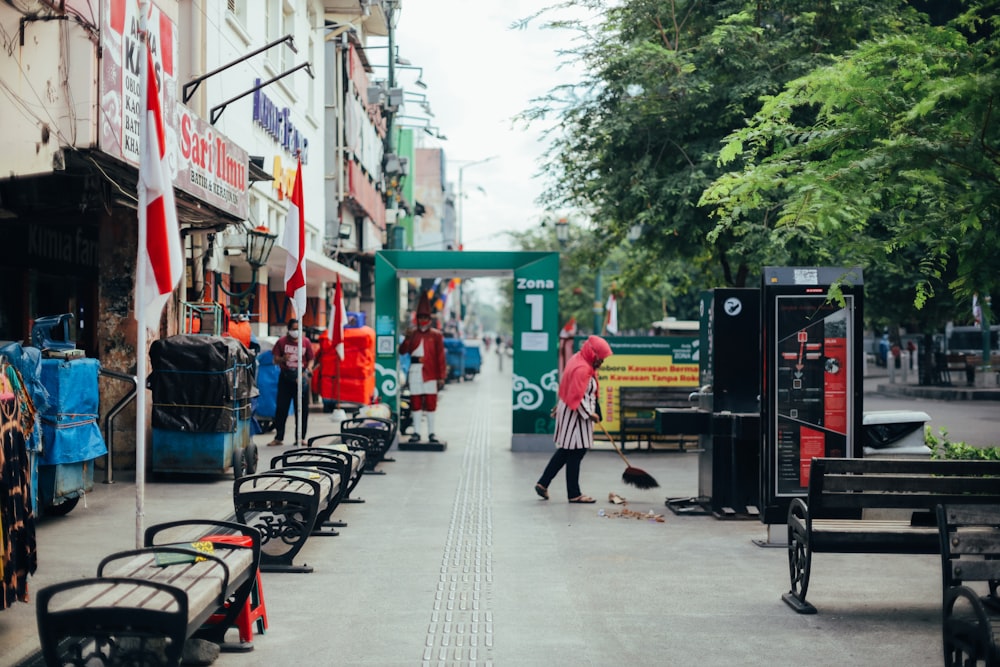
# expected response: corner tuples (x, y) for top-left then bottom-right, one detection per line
(521, 0), (920, 294)
(702, 2), (1000, 320)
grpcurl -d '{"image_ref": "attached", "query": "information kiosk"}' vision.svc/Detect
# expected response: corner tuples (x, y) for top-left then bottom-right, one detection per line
(759, 267), (864, 532)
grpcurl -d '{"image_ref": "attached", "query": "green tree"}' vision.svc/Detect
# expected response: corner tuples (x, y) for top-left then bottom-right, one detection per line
(702, 2), (999, 319)
(507, 221), (698, 333)
(521, 0), (919, 295)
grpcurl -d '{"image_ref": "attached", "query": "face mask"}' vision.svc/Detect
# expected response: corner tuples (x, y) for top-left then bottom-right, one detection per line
(289, 329), (300, 339)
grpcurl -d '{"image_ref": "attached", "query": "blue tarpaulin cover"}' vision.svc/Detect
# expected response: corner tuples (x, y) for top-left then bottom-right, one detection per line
(444, 338), (465, 380)
(38, 358), (107, 465)
(253, 349), (291, 421)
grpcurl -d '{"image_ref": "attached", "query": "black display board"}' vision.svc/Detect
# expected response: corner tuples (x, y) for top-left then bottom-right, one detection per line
(760, 267), (864, 524)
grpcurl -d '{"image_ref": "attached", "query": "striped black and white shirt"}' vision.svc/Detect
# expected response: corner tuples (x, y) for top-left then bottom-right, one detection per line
(553, 377), (598, 450)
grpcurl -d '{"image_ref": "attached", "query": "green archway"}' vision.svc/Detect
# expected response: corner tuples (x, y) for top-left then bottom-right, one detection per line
(374, 250), (560, 451)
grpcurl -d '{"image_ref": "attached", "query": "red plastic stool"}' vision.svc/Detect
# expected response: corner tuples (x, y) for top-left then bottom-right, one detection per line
(202, 534), (269, 645)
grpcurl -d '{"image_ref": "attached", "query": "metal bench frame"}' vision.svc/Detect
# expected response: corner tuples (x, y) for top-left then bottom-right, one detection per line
(783, 458), (1000, 614)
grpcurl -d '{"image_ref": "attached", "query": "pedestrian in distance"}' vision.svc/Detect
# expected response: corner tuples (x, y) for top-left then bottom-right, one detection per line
(534, 335), (613, 503)
(267, 318), (314, 447)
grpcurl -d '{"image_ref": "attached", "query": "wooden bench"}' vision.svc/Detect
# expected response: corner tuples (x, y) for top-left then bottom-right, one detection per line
(270, 449), (354, 529)
(782, 458), (1000, 614)
(340, 416), (397, 472)
(619, 386), (699, 451)
(35, 519), (260, 666)
(305, 433), (371, 502)
(937, 503), (1000, 667)
(233, 470), (339, 573)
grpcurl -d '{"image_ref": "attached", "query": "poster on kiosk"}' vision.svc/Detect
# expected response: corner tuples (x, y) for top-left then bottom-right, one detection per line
(760, 267), (864, 526)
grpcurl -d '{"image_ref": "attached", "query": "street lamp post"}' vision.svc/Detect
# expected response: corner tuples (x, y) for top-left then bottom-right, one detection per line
(213, 226), (278, 302)
(453, 157), (496, 326)
(456, 156), (497, 252)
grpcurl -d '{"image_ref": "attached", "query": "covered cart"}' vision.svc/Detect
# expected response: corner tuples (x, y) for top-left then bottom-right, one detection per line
(149, 335), (257, 478)
(37, 357), (107, 515)
(313, 326), (377, 409)
(443, 337), (465, 383)
(462, 340), (482, 380)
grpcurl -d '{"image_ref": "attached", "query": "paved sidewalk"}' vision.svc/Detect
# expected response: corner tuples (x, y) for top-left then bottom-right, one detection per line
(5, 358), (991, 665)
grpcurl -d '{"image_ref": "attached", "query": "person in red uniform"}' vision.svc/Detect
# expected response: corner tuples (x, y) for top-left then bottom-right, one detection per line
(399, 293), (447, 443)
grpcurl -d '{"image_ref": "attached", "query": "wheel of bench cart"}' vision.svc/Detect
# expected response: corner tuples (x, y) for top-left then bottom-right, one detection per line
(233, 443), (258, 480)
(787, 503), (811, 602)
(43, 496), (79, 517)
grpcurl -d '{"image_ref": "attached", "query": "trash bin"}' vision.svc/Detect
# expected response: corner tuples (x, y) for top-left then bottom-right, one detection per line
(862, 410), (931, 458)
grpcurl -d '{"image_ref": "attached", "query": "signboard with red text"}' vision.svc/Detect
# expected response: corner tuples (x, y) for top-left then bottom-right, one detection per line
(100, 0), (248, 219)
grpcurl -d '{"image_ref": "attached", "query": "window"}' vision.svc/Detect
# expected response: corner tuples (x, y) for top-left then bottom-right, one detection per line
(266, 0), (281, 71)
(227, 0), (247, 27)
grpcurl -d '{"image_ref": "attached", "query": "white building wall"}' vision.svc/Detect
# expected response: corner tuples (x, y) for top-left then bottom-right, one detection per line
(190, 0), (354, 312)
(0, 6), (98, 176)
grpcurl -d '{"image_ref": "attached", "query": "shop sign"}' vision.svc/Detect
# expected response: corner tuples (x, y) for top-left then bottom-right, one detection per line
(100, 0), (248, 219)
(252, 81), (309, 164)
(175, 107), (249, 219)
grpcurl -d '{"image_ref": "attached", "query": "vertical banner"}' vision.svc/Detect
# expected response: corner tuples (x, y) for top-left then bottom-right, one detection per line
(511, 254), (560, 436)
(100, 0), (176, 166)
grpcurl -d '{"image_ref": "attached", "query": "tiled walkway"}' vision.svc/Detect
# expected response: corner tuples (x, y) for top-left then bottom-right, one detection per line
(4, 354), (956, 666)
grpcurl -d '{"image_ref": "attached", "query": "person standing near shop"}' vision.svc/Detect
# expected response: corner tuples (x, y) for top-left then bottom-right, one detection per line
(399, 294), (447, 443)
(534, 335), (613, 503)
(268, 318), (314, 447)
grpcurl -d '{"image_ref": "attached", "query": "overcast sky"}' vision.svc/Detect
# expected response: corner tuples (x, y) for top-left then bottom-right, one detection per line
(369, 1), (586, 251)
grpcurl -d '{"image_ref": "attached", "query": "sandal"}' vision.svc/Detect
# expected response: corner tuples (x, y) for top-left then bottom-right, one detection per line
(534, 483), (549, 500)
(568, 495), (596, 504)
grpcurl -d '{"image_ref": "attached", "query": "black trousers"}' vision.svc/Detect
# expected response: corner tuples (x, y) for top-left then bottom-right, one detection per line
(274, 371), (309, 442)
(537, 448), (588, 499)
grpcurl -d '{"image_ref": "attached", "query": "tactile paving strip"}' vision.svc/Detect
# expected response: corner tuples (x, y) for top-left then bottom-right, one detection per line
(421, 404), (494, 666)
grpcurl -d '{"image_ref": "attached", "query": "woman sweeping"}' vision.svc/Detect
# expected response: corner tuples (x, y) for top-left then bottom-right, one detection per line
(534, 335), (613, 503)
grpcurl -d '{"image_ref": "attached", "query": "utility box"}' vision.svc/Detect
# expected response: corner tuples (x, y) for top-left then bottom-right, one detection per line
(699, 288), (761, 517)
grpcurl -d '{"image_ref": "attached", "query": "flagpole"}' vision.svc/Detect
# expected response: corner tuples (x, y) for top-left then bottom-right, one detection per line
(134, 0), (151, 550)
(296, 317), (303, 446)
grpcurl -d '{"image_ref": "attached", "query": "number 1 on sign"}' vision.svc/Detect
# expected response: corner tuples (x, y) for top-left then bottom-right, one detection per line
(525, 294), (543, 330)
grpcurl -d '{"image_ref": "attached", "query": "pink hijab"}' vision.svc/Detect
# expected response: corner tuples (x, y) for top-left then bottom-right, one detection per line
(558, 335), (613, 410)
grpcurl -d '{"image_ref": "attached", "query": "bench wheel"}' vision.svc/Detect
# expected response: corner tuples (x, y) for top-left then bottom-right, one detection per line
(786, 501), (812, 609)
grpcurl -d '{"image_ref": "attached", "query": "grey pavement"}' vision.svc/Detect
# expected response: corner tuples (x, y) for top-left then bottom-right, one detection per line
(3, 358), (998, 666)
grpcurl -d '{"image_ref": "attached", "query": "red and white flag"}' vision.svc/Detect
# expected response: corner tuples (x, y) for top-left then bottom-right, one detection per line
(137, 41), (182, 331)
(604, 293), (618, 335)
(560, 316), (578, 339)
(327, 274), (346, 360)
(281, 158), (306, 318)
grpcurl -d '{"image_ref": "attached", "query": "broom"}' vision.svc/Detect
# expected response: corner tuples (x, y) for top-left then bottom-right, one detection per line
(597, 421), (659, 489)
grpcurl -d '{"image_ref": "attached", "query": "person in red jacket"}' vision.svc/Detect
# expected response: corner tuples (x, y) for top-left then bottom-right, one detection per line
(399, 293), (447, 443)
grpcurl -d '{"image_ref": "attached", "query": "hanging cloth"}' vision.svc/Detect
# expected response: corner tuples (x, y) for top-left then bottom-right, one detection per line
(0, 371), (38, 609)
